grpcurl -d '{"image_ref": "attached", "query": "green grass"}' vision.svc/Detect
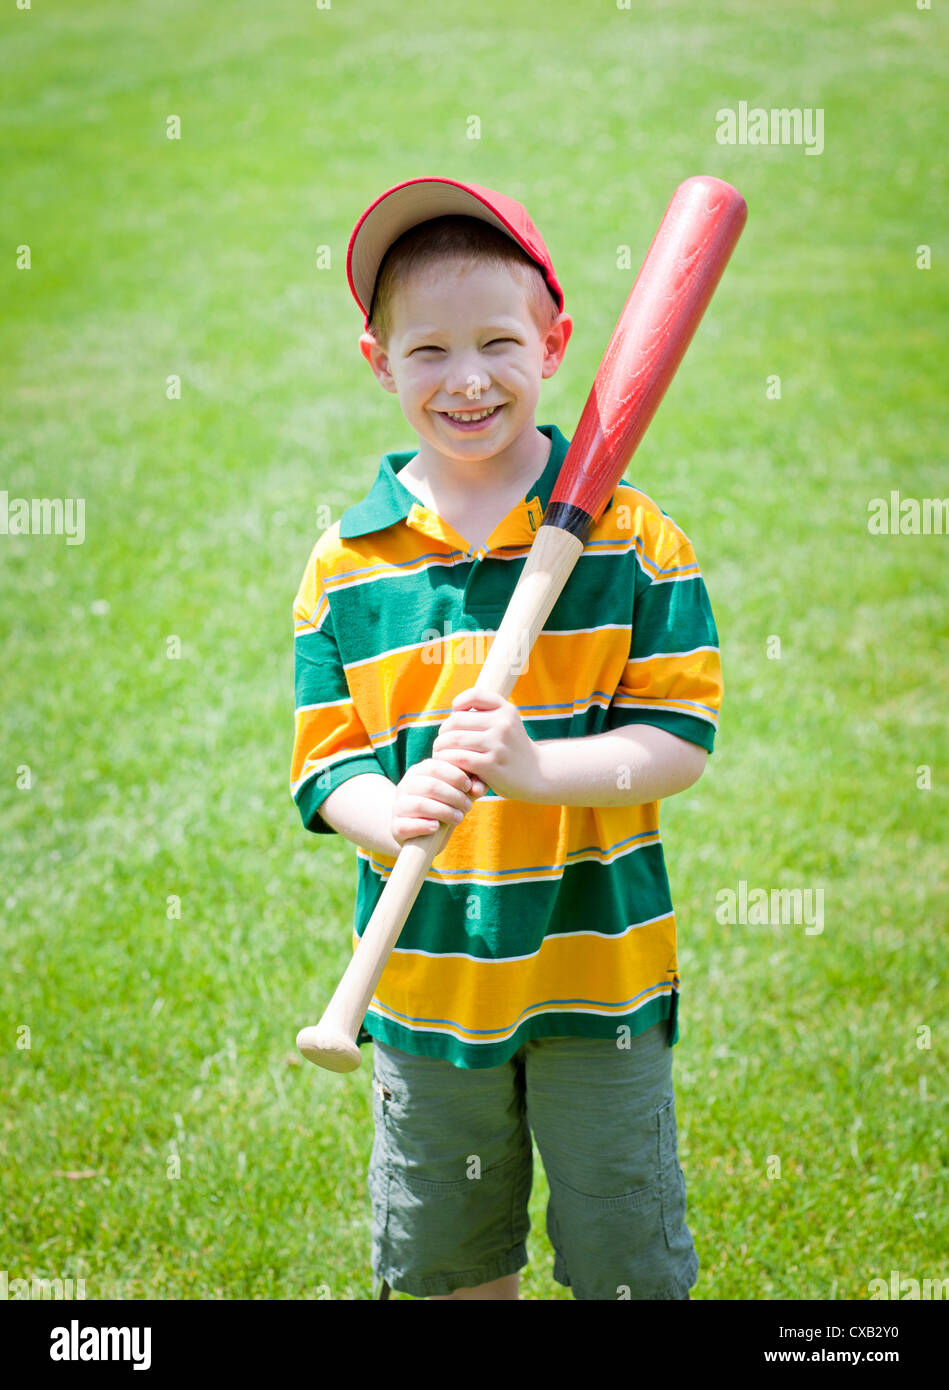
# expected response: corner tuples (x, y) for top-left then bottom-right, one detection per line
(1, 0), (946, 1300)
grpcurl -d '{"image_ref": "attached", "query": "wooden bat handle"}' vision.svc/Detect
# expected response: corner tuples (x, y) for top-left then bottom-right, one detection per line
(296, 525), (584, 1071)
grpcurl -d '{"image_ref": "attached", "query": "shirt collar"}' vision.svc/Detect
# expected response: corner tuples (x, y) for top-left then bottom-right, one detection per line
(338, 423), (572, 544)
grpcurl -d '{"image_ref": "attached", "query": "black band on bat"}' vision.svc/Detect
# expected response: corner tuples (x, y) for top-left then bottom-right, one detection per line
(541, 501), (595, 542)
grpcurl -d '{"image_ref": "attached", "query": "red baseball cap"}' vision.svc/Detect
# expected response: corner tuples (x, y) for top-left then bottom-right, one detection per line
(346, 176), (564, 330)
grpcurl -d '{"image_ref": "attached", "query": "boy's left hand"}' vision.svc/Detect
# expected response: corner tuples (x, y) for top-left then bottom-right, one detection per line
(432, 689), (541, 801)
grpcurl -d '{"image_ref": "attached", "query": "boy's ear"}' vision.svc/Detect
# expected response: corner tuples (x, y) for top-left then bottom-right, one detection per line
(541, 312), (574, 380)
(359, 331), (398, 393)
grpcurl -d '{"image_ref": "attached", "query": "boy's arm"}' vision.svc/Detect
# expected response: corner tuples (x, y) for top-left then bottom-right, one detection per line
(319, 760), (481, 856)
(318, 774), (402, 857)
(532, 722), (706, 805)
(432, 691), (706, 807)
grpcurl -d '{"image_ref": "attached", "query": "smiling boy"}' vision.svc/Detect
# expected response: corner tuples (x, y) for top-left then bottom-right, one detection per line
(290, 178), (723, 1300)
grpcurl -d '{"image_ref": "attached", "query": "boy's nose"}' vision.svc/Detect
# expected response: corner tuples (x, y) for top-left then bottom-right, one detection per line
(442, 359), (490, 397)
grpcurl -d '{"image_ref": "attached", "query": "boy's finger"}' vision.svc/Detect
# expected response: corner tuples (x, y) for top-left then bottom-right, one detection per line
(407, 796), (468, 824)
(451, 688), (505, 711)
(433, 729), (491, 753)
(394, 818), (442, 840)
(426, 759), (473, 792)
(431, 750), (485, 786)
(439, 709), (493, 732)
(414, 776), (472, 813)
(426, 748), (488, 777)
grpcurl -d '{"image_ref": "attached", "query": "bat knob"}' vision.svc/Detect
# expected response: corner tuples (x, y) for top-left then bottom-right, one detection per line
(296, 1025), (363, 1073)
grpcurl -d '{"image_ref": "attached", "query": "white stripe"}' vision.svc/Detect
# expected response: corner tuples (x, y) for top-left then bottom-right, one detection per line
(343, 628), (491, 672)
(290, 745), (377, 796)
(294, 599), (330, 634)
(295, 696), (352, 717)
(367, 692), (614, 750)
(650, 567), (701, 585)
(612, 699), (718, 725)
(580, 541), (699, 584)
(342, 622), (635, 675)
(534, 623), (631, 637)
(380, 910), (674, 965)
(366, 987), (673, 1045)
(356, 831), (660, 885)
(623, 644), (719, 664)
(325, 552), (469, 597)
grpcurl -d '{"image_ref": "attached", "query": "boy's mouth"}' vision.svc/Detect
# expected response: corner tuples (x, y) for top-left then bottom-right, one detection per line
(436, 404), (504, 431)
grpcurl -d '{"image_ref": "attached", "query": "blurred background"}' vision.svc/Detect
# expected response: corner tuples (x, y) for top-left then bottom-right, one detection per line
(1, 0), (946, 1299)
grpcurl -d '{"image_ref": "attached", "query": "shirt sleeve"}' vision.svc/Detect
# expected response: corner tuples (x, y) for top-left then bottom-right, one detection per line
(607, 523), (723, 754)
(290, 536), (390, 833)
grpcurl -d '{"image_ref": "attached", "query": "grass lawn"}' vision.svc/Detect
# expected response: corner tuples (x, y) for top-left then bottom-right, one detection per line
(1, 0), (946, 1300)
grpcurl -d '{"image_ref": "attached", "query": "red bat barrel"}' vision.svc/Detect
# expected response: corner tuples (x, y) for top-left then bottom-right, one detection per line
(544, 176), (747, 540)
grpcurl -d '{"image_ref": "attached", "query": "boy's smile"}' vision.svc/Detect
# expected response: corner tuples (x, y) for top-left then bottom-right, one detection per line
(361, 261), (571, 484)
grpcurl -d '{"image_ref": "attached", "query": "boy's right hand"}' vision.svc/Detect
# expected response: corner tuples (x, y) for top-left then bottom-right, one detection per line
(391, 759), (487, 844)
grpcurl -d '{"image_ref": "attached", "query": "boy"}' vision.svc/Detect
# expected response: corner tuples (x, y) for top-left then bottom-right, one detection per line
(290, 177), (723, 1300)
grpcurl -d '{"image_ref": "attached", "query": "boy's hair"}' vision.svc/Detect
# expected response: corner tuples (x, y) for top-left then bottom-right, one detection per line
(367, 215), (560, 348)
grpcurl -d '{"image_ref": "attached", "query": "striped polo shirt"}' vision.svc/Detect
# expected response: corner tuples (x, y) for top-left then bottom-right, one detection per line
(291, 423), (723, 1069)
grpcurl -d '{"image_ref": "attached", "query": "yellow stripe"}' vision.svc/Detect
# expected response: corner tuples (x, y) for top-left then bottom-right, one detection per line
(365, 913), (678, 1041)
(290, 702), (372, 786)
(323, 531), (462, 593)
(362, 799), (659, 880)
(616, 649), (723, 719)
(346, 627), (630, 743)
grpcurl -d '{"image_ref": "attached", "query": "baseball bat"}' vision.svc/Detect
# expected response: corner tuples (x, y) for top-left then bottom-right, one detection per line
(297, 174), (747, 1072)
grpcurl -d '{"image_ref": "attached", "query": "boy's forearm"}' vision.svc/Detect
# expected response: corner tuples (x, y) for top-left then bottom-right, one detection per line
(318, 774), (402, 857)
(529, 724), (707, 807)
(316, 729), (705, 852)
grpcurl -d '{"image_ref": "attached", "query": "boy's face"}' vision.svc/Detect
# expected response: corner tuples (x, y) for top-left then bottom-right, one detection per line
(360, 259), (571, 464)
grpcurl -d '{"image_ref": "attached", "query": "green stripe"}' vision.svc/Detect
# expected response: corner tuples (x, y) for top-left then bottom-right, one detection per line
(359, 695), (715, 781)
(294, 620), (352, 707)
(369, 702), (631, 774)
(328, 545), (646, 667)
(294, 753), (387, 832)
(358, 993), (676, 1070)
(632, 574), (719, 656)
(607, 707), (718, 753)
(353, 842), (673, 957)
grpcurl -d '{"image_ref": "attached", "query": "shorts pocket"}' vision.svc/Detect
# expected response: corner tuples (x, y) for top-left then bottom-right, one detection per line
(545, 1168), (667, 1300)
(398, 1149), (520, 1197)
(391, 1152), (525, 1260)
(368, 1071), (394, 1250)
(657, 1097), (689, 1252)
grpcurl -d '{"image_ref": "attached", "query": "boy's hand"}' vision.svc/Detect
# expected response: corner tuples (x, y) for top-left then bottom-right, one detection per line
(432, 690), (541, 801)
(392, 758), (487, 845)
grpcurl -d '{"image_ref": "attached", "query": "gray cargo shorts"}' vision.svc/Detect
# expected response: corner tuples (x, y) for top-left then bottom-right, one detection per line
(368, 1022), (698, 1299)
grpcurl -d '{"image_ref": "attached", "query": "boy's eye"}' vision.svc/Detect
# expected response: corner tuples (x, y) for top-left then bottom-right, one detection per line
(409, 338), (517, 355)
